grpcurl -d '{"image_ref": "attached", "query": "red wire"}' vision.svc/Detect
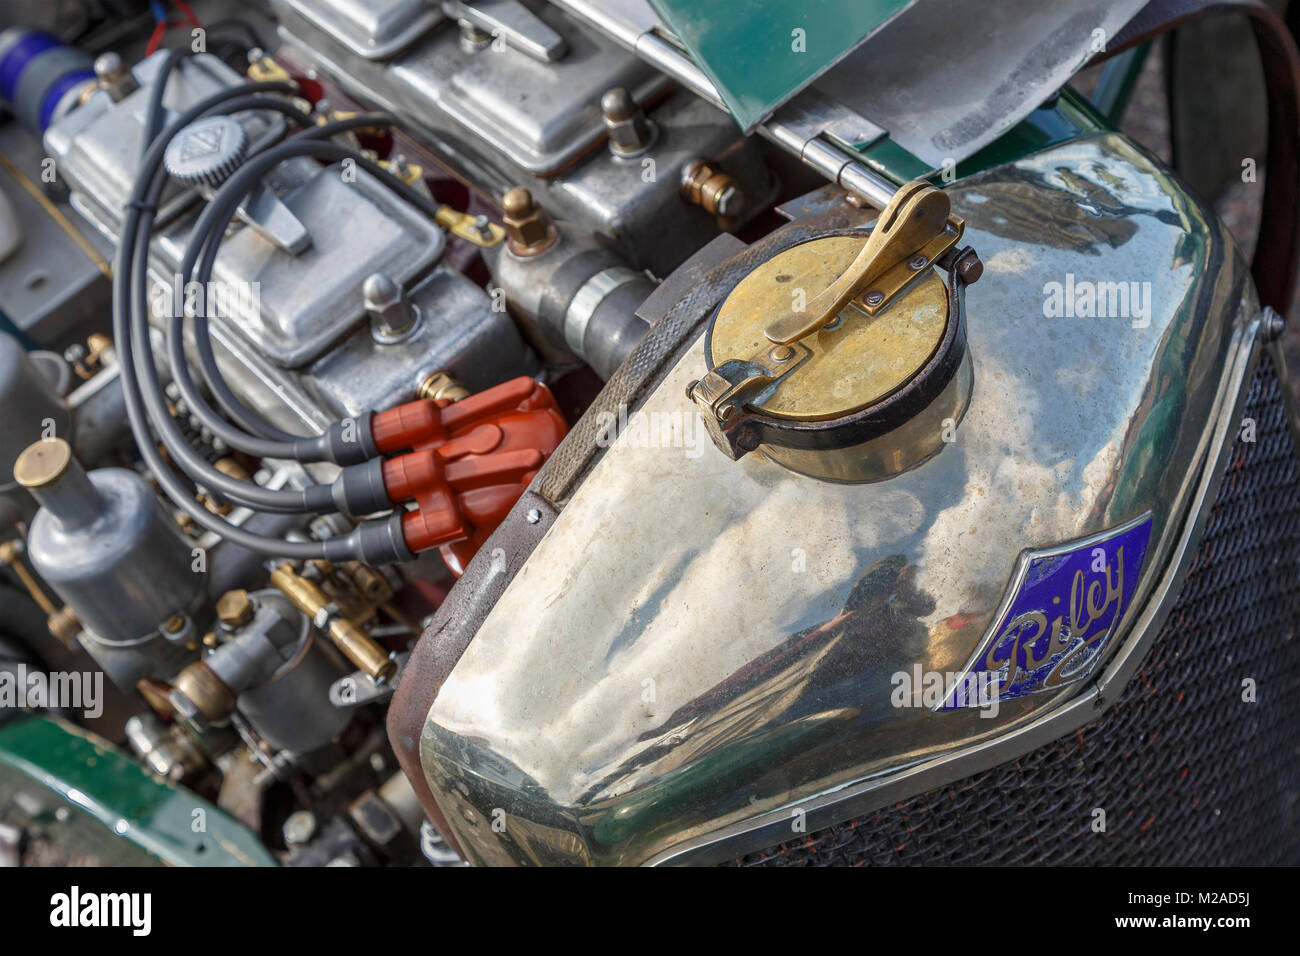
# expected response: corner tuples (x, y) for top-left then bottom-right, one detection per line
(173, 1), (202, 29)
(144, 19), (167, 57)
(143, 2), (203, 57)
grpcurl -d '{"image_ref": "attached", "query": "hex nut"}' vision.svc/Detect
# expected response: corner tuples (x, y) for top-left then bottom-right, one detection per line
(601, 87), (653, 155)
(216, 589), (253, 629)
(501, 187), (556, 255)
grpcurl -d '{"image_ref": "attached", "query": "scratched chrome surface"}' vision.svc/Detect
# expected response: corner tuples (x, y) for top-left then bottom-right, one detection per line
(420, 134), (1257, 866)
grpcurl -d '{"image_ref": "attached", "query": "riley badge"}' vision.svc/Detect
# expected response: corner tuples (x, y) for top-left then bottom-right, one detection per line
(940, 512), (1153, 709)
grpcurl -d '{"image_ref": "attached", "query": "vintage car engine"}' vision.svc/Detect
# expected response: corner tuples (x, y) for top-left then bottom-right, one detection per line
(0, 0), (789, 867)
(0, 0), (1296, 870)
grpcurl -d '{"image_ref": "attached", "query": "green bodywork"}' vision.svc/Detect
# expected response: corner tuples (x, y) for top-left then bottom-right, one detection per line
(0, 715), (275, 866)
(649, 0), (913, 132)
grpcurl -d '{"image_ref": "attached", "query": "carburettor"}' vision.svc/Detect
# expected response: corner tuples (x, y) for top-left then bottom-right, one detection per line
(17, 437), (206, 688)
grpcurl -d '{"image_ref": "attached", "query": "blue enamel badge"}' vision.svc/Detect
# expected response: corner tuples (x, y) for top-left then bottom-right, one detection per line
(940, 513), (1153, 709)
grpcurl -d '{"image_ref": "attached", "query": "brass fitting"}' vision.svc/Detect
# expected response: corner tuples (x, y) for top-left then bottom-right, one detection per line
(501, 187), (557, 256)
(381, 153), (424, 187)
(270, 564), (396, 682)
(432, 205), (505, 248)
(173, 661), (237, 725)
(344, 561), (395, 605)
(213, 457), (250, 482)
(136, 678), (175, 717)
(67, 333), (114, 379)
(681, 160), (745, 219)
(201, 458), (250, 516)
(246, 52), (293, 86)
(47, 605), (82, 646)
(418, 370), (470, 403)
(0, 539), (58, 617)
(216, 589), (254, 629)
(13, 439), (73, 489)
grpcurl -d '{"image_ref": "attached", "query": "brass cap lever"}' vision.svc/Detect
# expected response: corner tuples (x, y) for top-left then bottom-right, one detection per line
(763, 180), (954, 345)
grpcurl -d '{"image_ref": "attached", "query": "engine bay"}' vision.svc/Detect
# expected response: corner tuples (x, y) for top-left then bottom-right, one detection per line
(0, 0), (800, 866)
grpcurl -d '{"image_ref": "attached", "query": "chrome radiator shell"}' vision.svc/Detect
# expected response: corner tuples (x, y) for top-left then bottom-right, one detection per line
(402, 133), (1265, 865)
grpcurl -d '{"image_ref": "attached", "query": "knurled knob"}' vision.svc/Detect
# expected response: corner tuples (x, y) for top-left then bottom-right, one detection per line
(163, 115), (249, 190)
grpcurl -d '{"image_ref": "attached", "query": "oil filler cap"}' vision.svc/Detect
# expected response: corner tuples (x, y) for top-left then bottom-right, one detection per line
(689, 180), (977, 483)
(163, 114), (249, 190)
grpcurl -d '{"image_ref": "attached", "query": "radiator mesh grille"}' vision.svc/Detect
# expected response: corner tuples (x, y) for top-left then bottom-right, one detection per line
(731, 352), (1300, 866)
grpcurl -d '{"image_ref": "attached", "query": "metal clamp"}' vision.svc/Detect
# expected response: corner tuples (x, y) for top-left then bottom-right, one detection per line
(687, 341), (811, 458)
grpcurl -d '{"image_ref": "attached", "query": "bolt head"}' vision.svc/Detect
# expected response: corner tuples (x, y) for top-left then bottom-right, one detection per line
(956, 251), (984, 285)
(93, 52), (124, 83)
(502, 187), (555, 253)
(215, 590), (253, 629)
(602, 88), (653, 154)
(1265, 308), (1286, 340)
(714, 184), (744, 218)
(502, 187), (534, 218)
(283, 810), (318, 846)
(362, 273), (400, 310)
(601, 88), (636, 122)
(363, 273), (416, 339)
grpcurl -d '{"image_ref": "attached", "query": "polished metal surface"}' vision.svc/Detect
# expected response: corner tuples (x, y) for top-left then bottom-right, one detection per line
(564, 267), (645, 354)
(814, 0), (1148, 167)
(417, 134), (1259, 865)
(768, 89), (887, 156)
(551, 0), (664, 50)
(162, 158), (444, 370)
